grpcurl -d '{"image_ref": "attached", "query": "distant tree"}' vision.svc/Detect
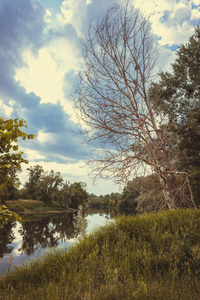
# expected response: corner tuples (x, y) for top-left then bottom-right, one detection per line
(120, 174), (163, 213)
(23, 165), (44, 199)
(74, 2), (195, 210)
(69, 182), (89, 209)
(6, 166), (22, 200)
(52, 181), (72, 208)
(37, 170), (63, 203)
(23, 165), (89, 209)
(0, 117), (35, 203)
(119, 181), (140, 212)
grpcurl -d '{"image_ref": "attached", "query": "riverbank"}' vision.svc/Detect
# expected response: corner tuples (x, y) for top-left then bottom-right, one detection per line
(5, 199), (74, 214)
(0, 208), (200, 299)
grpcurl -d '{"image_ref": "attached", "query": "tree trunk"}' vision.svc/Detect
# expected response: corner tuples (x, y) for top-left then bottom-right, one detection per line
(159, 176), (176, 210)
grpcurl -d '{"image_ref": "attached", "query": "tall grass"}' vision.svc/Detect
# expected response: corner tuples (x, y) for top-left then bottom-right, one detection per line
(0, 209), (200, 299)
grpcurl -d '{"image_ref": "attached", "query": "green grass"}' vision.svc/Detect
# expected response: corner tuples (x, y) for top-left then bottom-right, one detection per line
(0, 209), (200, 299)
(5, 199), (64, 213)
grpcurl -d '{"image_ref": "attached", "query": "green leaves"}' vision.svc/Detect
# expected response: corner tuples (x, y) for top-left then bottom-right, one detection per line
(12, 145), (19, 151)
(0, 117), (35, 203)
(0, 205), (22, 229)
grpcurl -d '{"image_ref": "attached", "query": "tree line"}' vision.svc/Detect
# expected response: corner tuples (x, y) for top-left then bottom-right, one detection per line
(20, 165), (89, 209)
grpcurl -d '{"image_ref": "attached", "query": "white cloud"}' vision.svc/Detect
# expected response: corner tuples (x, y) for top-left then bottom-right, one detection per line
(15, 38), (82, 119)
(15, 48), (63, 105)
(133, 0), (174, 16)
(56, 0), (88, 37)
(171, 3), (191, 20)
(191, 7), (200, 20)
(37, 130), (55, 143)
(44, 9), (52, 23)
(22, 149), (46, 161)
(192, 0), (200, 5)
(0, 100), (13, 117)
(132, 0), (199, 46)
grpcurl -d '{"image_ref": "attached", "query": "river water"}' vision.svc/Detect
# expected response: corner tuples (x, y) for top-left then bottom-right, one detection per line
(0, 208), (115, 275)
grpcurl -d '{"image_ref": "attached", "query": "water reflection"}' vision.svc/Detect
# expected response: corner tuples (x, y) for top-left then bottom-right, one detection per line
(0, 209), (112, 275)
(0, 222), (16, 257)
(17, 213), (76, 255)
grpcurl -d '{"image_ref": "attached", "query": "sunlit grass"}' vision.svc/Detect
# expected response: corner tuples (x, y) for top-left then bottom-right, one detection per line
(6, 199), (63, 213)
(0, 209), (200, 299)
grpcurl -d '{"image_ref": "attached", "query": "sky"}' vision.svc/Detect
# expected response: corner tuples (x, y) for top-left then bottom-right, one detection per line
(0, 0), (199, 195)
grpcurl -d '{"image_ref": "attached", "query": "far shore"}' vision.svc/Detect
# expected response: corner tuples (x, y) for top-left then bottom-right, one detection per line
(4, 199), (78, 214)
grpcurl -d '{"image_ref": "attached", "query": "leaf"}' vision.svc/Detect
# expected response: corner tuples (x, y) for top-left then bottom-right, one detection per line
(12, 145), (19, 151)
(27, 134), (36, 139)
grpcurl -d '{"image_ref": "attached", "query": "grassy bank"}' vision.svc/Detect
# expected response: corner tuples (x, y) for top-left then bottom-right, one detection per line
(0, 209), (200, 299)
(5, 199), (65, 213)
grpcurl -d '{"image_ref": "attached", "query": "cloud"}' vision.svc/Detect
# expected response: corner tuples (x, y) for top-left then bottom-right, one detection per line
(13, 101), (91, 163)
(171, 3), (191, 20)
(132, 0), (199, 46)
(37, 130), (54, 143)
(0, 0), (46, 108)
(21, 149), (46, 161)
(0, 100), (13, 117)
(191, 7), (200, 20)
(56, 0), (88, 37)
(15, 35), (82, 119)
(193, 0), (200, 5)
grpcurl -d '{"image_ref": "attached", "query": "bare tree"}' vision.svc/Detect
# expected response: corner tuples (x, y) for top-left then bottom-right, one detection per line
(74, 2), (196, 210)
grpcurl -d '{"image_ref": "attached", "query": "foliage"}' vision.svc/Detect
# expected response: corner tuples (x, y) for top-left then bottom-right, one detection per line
(89, 192), (121, 208)
(69, 182), (89, 209)
(0, 209), (200, 299)
(37, 170), (63, 203)
(23, 165), (44, 199)
(188, 169), (200, 207)
(22, 165), (89, 209)
(149, 26), (200, 171)
(0, 205), (22, 229)
(0, 117), (35, 203)
(89, 175), (164, 213)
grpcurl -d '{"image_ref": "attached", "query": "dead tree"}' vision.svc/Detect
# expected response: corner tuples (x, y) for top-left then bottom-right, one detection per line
(74, 2), (196, 210)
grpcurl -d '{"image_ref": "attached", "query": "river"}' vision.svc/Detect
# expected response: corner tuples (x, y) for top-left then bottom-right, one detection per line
(0, 208), (116, 275)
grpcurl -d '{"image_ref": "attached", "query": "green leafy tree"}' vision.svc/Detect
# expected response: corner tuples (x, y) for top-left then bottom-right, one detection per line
(0, 117), (35, 203)
(23, 165), (44, 199)
(149, 26), (200, 206)
(37, 170), (63, 203)
(149, 26), (200, 167)
(69, 182), (89, 209)
(6, 165), (22, 200)
(120, 174), (162, 213)
(119, 181), (140, 212)
(58, 181), (73, 208)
